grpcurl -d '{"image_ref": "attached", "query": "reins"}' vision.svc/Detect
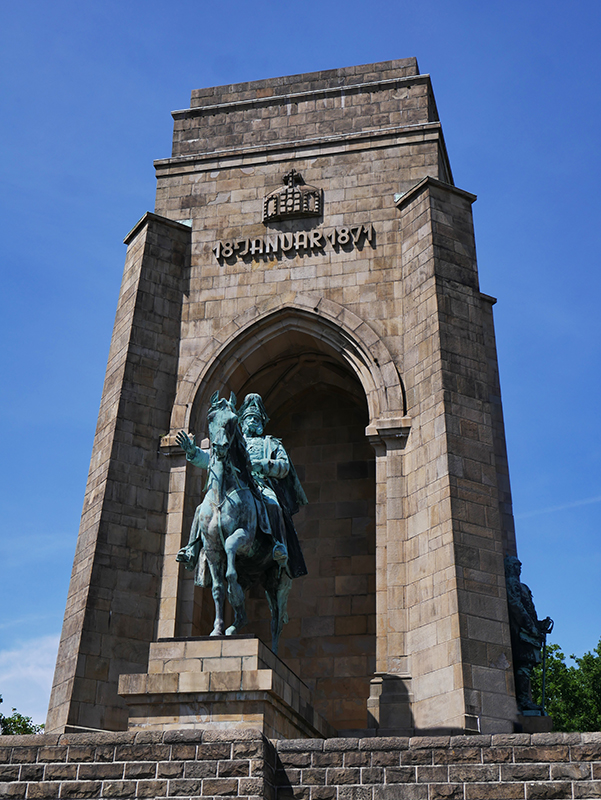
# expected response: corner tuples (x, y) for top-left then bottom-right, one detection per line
(206, 442), (247, 550)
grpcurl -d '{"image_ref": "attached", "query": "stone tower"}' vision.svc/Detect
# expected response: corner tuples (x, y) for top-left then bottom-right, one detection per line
(47, 58), (520, 736)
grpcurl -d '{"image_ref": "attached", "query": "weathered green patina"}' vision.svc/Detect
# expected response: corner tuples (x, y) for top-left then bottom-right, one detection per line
(176, 392), (307, 653)
(505, 556), (554, 714)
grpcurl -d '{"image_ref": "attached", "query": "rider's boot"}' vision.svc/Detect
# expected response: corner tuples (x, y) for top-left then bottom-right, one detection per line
(272, 541), (288, 567)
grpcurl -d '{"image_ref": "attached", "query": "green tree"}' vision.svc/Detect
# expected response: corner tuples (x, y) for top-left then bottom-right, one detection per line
(532, 638), (601, 731)
(0, 695), (43, 735)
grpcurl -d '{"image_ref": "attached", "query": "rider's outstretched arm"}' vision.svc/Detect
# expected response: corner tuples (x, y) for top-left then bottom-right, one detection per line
(176, 430), (210, 469)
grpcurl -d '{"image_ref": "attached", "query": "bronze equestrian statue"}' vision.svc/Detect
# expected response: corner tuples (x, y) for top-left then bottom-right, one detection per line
(176, 392), (307, 653)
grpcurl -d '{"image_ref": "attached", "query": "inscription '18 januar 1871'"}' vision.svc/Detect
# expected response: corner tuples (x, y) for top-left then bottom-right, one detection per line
(212, 223), (375, 263)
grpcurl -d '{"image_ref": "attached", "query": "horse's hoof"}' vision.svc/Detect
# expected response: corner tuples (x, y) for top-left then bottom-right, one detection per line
(225, 625), (237, 636)
(210, 628), (224, 637)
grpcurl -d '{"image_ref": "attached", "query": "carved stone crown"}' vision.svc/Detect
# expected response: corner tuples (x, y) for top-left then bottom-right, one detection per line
(263, 169), (323, 223)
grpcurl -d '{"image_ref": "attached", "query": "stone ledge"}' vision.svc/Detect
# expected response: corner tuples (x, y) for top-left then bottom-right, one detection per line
(1, 729), (599, 750)
(154, 121), (444, 171)
(1, 731), (601, 800)
(122, 211), (192, 246)
(365, 417), (412, 450)
(188, 59), (420, 108)
(178, 72), (430, 117)
(395, 175), (477, 210)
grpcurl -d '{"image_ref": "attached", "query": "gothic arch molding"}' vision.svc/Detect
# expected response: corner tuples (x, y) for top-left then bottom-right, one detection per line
(169, 295), (405, 433)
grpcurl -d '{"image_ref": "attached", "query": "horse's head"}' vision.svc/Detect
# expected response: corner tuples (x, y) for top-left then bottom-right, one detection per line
(207, 391), (238, 461)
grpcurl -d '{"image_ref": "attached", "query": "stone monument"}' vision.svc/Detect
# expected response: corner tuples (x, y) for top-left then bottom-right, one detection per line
(47, 58), (525, 737)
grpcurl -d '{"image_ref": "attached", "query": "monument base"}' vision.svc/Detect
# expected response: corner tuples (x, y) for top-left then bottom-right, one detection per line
(118, 635), (335, 739)
(366, 673), (415, 736)
(517, 713), (554, 733)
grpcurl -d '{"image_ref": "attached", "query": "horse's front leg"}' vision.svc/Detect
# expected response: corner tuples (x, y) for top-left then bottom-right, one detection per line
(206, 548), (227, 636)
(176, 505), (203, 568)
(224, 527), (252, 581)
(223, 526), (253, 635)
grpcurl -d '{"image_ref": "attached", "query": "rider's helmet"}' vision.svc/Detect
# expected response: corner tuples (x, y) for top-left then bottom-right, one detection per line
(239, 393), (269, 427)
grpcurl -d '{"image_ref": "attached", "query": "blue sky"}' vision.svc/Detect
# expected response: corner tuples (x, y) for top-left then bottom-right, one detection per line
(1, 1), (600, 724)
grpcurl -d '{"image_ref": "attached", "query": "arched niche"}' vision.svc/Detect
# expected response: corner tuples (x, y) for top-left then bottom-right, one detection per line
(174, 306), (403, 731)
(169, 299), (406, 435)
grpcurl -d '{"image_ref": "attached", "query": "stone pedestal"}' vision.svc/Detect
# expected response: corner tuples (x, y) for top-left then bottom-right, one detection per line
(517, 713), (554, 733)
(118, 635), (335, 739)
(366, 674), (414, 736)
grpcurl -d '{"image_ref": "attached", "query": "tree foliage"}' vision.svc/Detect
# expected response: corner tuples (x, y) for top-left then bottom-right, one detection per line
(0, 695), (43, 735)
(531, 638), (601, 732)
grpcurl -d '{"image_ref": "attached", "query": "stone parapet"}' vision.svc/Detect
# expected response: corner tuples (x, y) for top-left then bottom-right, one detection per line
(189, 59), (421, 108)
(1, 730), (601, 799)
(168, 60), (445, 170)
(0, 729), (270, 799)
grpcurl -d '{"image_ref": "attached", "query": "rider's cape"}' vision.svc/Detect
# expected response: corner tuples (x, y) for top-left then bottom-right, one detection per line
(261, 436), (308, 578)
(261, 435), (308, 514)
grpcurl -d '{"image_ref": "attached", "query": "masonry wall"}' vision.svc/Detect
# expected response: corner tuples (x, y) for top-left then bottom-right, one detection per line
(47, 58), (521, 734)
(46, 216), (191, 733)
(151, 59), (518, 731)
(2, 731), (601, 799)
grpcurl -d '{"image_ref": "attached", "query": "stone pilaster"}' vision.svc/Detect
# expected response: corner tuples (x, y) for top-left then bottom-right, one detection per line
(46, 214), (190, 733)
(396, 177), (518, 733)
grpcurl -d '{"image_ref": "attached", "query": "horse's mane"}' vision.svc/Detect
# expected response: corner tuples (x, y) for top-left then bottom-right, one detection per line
(206, 395), (262, 497)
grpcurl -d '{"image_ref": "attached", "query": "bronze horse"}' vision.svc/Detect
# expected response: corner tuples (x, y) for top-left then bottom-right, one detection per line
(176, 392), (292, 654)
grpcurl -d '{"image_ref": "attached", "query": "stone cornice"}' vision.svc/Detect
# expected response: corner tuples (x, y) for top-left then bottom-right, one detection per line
(175, 73), (433, 118)
(123, 211), (192, 246)
(154, 122), (446, 175)
(395, 175), (477, 210)
(365, 416), (412, 450)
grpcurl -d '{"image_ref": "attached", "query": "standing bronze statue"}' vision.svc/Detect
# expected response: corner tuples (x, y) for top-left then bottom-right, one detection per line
(176, 392), (307, 653)
(504, 556), (554, 714)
